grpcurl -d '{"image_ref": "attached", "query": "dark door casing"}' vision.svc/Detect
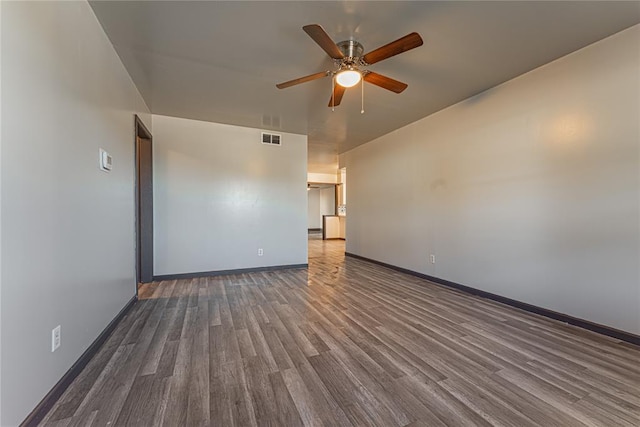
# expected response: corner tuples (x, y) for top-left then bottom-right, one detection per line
(135, 117), (153, 285)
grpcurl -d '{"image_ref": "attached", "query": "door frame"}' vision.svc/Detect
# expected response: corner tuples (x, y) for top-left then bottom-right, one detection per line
(134, 115), (153, 293)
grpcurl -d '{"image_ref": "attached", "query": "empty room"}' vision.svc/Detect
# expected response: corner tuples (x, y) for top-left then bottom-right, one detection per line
(1, 1), (639, 426)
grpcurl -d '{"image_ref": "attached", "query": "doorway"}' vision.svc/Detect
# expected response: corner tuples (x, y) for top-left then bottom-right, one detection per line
(307, 184), (336, 233)
(135, 115), (153, 288)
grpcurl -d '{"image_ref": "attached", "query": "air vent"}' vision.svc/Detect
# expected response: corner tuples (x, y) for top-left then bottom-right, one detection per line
(261, 132), (281, 146)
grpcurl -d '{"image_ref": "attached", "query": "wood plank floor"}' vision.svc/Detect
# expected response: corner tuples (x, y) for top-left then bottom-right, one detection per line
(41, 235), (640, 426)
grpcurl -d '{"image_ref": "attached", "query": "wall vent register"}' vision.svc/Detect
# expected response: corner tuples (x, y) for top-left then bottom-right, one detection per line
(261, 132), (281, 146)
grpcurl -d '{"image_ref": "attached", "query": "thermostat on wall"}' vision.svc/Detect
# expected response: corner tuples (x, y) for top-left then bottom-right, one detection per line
(99, 148), (112, 172)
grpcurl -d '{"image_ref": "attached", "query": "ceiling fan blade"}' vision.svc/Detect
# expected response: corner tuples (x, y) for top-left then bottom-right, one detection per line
(303, 24), (344, 59)
(363, 72), (408, 93)
(328, 84), (346, 107)
(276, 71), (329, 89)
(362, 32), (423, 65)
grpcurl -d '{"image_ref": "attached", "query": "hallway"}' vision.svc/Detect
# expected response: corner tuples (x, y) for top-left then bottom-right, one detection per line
(41, 237), (640, 426)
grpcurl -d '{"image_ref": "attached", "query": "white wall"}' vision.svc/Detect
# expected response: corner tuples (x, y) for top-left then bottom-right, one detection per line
(153, 115), (307, 275)
(343, 25), (640, 335)
(340, 168), (347, 205)
(0, 2), (150, 425)
(308, 188), (321, 229)
(0, 2), (4, 423)
(320, 186), (336, 221)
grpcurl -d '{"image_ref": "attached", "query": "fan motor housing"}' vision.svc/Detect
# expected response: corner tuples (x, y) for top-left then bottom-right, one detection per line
(337, 40), (364, 59)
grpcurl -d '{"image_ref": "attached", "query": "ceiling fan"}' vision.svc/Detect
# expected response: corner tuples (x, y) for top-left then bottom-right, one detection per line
(276, 24), (423, 108)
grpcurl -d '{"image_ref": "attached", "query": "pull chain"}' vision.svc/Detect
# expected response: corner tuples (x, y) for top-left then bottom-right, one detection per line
(332, 75), (335, 112)
(361, 76), (365, 114)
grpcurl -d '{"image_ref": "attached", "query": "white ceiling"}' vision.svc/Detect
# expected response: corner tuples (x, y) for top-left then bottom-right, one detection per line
(90, 1), (640, 173)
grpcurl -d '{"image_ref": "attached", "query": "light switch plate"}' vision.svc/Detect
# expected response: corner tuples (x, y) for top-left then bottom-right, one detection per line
(99, 148), (112, 172)
(52, 325), (61, 352)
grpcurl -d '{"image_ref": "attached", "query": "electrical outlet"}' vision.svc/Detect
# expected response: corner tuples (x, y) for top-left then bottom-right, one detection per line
(430, 254), (436, 264)
(257, 248), (264, 256)
(52, 325), (61, 352)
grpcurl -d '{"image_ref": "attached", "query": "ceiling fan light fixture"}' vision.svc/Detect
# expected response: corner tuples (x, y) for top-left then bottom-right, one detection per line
(336, 69), (361, 88)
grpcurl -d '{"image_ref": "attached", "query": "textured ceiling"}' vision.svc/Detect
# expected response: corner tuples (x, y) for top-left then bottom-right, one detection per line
(90, 1), (640, 173)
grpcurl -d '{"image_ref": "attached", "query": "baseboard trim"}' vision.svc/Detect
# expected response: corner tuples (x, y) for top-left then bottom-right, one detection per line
(345, 252), (640, 346)
(308, 228), (321, 233)
(153, 263), (308, 281)
(21, 295), (138, 427)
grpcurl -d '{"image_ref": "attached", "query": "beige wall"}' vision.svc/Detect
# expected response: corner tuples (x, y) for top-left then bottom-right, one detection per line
(1, 2), (151, 425)
(343, 25), (640, 334)
(307, 172), (338, 184)
(152, 115), (308, 275)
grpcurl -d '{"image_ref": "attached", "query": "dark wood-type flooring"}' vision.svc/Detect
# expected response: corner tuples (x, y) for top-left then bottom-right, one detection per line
(41, 236), (640, 426)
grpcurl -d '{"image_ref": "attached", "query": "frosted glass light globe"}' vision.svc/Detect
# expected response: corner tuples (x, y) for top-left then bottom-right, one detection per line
(336, 70), (361, 88)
